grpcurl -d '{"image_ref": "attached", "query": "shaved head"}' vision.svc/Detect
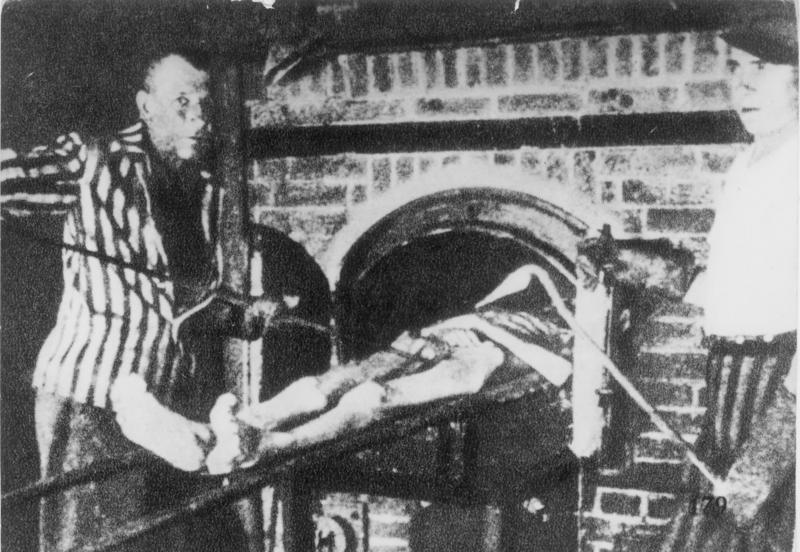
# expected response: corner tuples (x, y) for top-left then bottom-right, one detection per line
(136, 54), (211, 170)
(143, 54), (208, 96)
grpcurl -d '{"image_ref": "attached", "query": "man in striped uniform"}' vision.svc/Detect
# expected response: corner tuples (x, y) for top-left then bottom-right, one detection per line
(2, 52), (271, 551)
(661, 23), (797, 552)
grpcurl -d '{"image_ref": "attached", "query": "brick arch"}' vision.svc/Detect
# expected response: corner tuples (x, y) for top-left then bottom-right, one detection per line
(321, 160), (625, 289)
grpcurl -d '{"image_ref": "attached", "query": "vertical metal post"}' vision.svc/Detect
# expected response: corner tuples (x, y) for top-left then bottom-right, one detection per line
(213, 56), (249, 394)
(570, 276), (612, 458)
(211, 55), (266, 552)
(280, 476), (315, 552)
(570, 271), (612, 546)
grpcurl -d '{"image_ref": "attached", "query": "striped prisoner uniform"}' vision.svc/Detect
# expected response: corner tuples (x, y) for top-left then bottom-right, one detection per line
(2, 121), (222, 410)
(658, 335), (795, 552)
(3, 122), (252, 552)
(699, 336), (795, 476)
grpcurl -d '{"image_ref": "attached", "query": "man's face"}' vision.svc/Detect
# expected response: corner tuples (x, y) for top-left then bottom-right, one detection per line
(728, 47), (797, 136)
(137, 55), (211, 169)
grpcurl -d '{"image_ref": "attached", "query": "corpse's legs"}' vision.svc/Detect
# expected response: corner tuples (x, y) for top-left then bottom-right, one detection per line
(255, 342), (504, 455)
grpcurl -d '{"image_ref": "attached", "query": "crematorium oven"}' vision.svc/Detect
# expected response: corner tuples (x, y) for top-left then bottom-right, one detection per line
(253, 178), (643, 552)
(6, 1), (760, 550)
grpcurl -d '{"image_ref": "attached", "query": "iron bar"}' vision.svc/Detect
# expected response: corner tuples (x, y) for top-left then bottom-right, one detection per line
(62, 370), (558, 552)
(526, 263), (723, 488)
(248, 112), (747, 159)
(1, 451), (155, 506)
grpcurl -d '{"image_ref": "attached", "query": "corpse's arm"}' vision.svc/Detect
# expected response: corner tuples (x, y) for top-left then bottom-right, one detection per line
(1, 133), (88, 218)
(421, 313), (572, 386)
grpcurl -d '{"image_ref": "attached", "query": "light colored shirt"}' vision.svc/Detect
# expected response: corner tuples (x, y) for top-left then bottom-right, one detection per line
(692, 132), (798, 337)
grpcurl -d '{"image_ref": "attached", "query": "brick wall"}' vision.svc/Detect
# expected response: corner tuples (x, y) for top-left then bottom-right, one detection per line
(247, 30), (734, 552)
(246, 31), (745, 270)
(582, 302), (707, 551)
(247, 33), (733, 125)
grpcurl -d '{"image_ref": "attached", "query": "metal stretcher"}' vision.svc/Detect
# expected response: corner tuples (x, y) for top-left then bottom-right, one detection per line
(4, 359), (570, 552)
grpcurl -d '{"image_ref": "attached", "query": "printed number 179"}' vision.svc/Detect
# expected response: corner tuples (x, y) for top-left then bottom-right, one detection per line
(689, 495), (727, 516)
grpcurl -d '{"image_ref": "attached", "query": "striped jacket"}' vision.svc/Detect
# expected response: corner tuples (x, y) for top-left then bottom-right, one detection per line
(1, 122), (222, 409)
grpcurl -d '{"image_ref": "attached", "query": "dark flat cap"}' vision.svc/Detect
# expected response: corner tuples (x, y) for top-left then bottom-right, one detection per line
(722, 15), (799, 65)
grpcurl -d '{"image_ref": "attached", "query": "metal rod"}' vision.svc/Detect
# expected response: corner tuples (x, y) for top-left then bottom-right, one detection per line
(64, 369), (555, 552)
(1, 451), (154, 506)
(65, 473), (266, 552)
(526, 264), (722, 488)
(0, 319), (399, 507)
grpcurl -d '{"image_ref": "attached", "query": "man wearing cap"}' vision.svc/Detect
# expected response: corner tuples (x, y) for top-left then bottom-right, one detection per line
(662, 21), (797, 552)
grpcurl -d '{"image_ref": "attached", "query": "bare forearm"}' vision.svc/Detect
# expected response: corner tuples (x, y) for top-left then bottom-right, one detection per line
(382, 342), (503, 406)
(317, 349), (426, 400)
(237, 348), (423, 430)
(256, 381), (389, 454)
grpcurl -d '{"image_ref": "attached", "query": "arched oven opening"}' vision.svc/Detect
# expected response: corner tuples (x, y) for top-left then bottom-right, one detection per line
(334, 187), (581, 362)
(318, 188), (616, 549)
(337, 228), (575, 362)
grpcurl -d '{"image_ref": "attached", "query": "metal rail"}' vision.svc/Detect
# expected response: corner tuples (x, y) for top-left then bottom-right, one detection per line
(45, 370), (557, 552)
(2, 451), (155, 506)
